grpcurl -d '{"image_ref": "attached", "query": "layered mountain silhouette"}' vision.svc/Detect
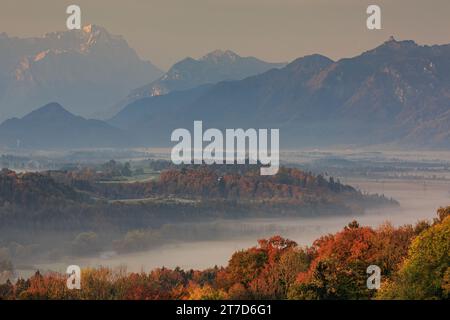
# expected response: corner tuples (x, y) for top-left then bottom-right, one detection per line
(2, 38), (450, 149)
(111, 38), (450, 149)
(0, 103), (128, 148)
(0, 25), (162, 121)
(107, 50), (286, 117)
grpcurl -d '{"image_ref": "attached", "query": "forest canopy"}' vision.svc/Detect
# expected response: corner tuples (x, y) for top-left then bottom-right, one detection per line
(1, 207), (448, 300)
(0, 166), (396, 231)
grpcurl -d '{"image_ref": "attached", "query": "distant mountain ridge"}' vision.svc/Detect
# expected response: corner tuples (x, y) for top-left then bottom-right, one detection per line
(111, 38), (450, 149)
(3, 38), (450, 150)
(131, 49), (285, 97)
(0, 102), (128, 148)
(107, 50), (286, 117)
(0, 25), (163, 121)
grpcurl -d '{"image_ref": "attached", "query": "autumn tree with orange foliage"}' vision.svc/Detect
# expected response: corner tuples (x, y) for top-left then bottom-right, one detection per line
(1, 207), (448, 300)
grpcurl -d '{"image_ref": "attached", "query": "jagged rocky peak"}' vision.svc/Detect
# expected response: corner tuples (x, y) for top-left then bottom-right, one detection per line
(0, 25), (163, 120)
(38, 24), (121, 50)
(358, 36), (419, 58)
(383, 35), (417, 47)
(201, 49), (240, 62)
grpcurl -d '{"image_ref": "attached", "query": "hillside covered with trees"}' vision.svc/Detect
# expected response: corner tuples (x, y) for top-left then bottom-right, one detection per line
(0, 165), (396, 231)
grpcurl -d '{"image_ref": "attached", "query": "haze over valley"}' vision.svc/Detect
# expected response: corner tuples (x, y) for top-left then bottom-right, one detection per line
(0, 22), (449, 293)
(1, 29), (450, 149)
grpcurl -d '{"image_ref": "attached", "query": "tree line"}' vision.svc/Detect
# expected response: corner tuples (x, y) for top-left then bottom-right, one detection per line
(1, 207), (448, 300)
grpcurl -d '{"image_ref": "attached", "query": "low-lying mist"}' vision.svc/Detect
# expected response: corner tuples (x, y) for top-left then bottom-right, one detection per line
(6, 176), (447, 279)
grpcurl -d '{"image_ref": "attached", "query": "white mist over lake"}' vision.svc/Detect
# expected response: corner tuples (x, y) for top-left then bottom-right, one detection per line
(25, 177), (449, 275)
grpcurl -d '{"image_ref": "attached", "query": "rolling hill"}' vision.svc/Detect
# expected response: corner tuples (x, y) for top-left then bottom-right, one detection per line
(0, 102), (128, 149)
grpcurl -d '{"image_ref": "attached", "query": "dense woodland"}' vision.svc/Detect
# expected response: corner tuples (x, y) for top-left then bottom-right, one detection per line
(0, 207), (448, 300)
(0, 165), (396, 231)
(1, 162), (428, 300)
(0, 164), (399, 265)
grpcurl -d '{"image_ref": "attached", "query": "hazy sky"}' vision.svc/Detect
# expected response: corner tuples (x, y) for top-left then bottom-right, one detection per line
(1, 0), (450, 70)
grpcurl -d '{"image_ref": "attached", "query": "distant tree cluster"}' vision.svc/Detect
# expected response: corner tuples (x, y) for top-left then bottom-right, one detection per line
(156, 167), (349, 200)
(0, 169), (87, 208)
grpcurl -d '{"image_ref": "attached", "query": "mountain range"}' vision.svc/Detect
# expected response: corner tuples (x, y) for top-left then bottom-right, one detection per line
(1, 36), (450, 150)
(0, 25), (162, 121)
(108, 49), (286, 117)
(110, 37), (450, 149)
